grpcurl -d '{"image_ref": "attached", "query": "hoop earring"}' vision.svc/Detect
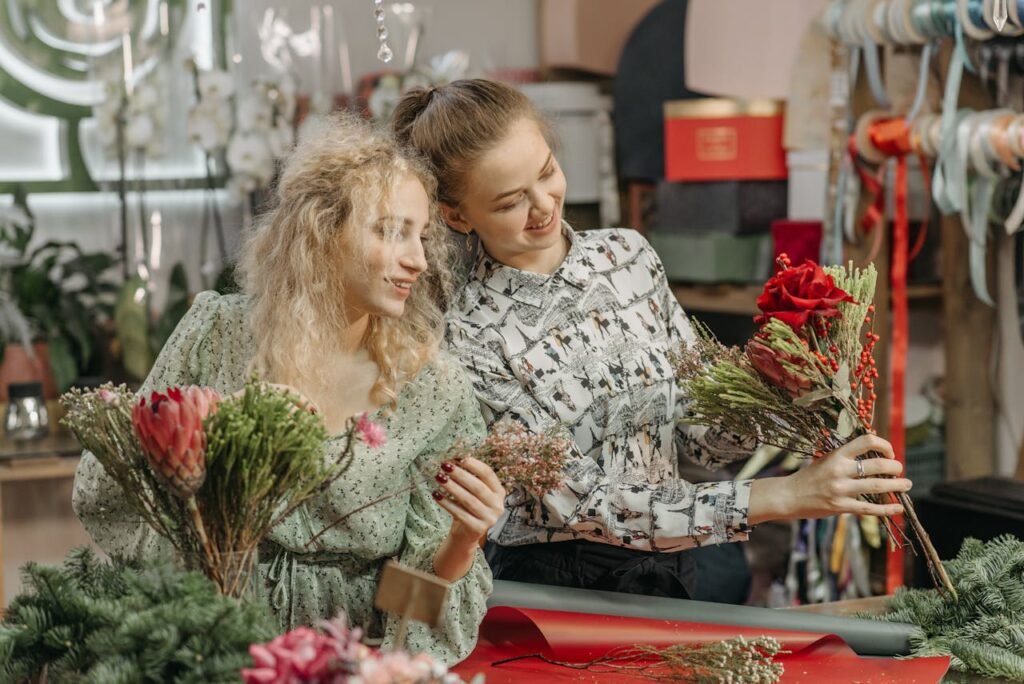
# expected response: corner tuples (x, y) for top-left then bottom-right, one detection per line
(465, 232), (474, 253)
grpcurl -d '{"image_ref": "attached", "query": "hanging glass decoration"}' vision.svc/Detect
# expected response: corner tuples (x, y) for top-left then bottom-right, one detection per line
(373, 0), (393, 63)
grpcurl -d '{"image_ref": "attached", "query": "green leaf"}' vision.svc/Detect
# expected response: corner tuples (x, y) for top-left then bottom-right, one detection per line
(837, 408), (857, 438)
(793, 388), (834, 406)
(46, 336), (77, 393)
(833, 361), (852, 395)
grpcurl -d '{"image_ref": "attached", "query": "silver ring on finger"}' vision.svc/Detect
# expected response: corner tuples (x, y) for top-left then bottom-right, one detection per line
(855, 458), (866, 479)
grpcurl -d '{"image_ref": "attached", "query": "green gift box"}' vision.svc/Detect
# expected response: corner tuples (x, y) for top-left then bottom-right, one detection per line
(647, 231), (772, 284)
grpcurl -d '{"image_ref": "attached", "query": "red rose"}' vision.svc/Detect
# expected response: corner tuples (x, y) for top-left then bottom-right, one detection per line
(746, 340), (813, 398)
(754, 259), (855, 333)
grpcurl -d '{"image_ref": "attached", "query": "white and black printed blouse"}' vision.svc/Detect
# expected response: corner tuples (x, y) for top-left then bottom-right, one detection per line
(447, 225), (758, 552)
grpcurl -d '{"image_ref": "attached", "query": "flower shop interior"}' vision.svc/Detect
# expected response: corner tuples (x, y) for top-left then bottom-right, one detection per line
(1, 0), (1023, 682)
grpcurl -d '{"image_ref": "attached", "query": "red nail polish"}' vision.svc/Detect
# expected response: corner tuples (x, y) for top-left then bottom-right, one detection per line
(441, 461), (454, 473)
(431, 490), (444, 501)
(435, 473), (449, 484)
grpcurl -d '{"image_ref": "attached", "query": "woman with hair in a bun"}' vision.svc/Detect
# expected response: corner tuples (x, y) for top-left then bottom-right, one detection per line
(391, 79), (911, 603)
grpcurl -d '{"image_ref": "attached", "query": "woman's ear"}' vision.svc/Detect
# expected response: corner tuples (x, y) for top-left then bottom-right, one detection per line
(440, 202), (471, 235)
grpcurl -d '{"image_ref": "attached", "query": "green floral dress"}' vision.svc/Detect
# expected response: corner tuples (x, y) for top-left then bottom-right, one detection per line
(72, 291), (492, 664)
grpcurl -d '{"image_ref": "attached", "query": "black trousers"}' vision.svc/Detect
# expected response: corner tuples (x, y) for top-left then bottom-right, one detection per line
(486, 539), (750, 604)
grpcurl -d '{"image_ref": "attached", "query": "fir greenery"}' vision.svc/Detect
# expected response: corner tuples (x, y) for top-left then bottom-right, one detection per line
(0, 548), (274, 683)
(875, 535), (1024, 680)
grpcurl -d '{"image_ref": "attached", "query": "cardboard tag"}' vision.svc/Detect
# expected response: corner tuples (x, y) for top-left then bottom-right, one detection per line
(374, 560), (450, 633)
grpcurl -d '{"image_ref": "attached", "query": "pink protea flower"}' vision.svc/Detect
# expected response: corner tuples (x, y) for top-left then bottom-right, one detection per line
(131, 386), (220, 498)
(355, 412), (387, 449)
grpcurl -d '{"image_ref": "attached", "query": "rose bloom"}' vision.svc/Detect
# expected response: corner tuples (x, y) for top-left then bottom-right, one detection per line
(746, 340), (813, 398)
(755, 260), (855, 332)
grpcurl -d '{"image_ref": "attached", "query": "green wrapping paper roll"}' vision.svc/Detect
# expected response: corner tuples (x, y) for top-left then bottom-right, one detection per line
(489, 580), (917, 657)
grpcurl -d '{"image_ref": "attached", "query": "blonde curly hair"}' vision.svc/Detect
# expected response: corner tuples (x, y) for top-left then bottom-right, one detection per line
(238, 113), (452, 406)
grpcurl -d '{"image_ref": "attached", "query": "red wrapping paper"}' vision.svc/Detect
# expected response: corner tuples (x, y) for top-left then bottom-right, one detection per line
(453, 607), (950, 683)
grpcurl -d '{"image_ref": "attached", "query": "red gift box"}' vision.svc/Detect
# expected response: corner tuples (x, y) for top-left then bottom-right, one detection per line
(664, 99), (788, 182)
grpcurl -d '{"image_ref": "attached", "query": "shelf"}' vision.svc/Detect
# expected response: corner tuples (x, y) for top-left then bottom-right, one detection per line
(0, 433), (81, 483)
(672, 282), (945, 316)
(671, 283), (761, 316)
(906, 284), (943, 300)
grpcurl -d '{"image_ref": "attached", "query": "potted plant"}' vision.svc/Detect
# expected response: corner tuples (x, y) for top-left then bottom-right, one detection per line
(0, 188), (119, 400)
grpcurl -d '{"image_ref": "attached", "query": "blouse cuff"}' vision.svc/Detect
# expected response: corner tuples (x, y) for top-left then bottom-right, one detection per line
(709, 479), (753, 545)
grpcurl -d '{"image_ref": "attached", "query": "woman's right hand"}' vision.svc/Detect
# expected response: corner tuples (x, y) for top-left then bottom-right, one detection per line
(749, 434), (912, 524)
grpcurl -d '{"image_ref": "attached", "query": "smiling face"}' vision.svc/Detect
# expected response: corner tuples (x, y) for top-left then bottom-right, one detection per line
(339, 172), (431, 321)
(441, 117), (568, 274)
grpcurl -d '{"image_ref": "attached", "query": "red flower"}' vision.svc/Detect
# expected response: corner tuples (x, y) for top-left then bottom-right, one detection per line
(132, 386), (220, 498)
(754, 258), (855, 333)
(746, 340), (813, 398)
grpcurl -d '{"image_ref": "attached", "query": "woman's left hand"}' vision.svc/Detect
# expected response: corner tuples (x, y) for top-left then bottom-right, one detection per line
(429, 457), (505, 582)
(433, 456), (506, 545)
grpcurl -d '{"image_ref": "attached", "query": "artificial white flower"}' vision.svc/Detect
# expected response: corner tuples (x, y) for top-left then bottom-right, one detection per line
(187, 100), (233, 151)
(367, 75), (402, 121)
(236, 95), (273, 132)
(226, 174), (259, 203)
(125, 113), (155, 148)
(267, 121), (295, 158)
(227, 132), (274, 183)
(272, 76), (297, 120)
(198, 69), (235, 99)
(131, 83), (160, 111)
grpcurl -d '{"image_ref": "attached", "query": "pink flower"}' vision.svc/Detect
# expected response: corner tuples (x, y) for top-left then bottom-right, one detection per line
(131, 386), (220, 498)
(355, 412), (387, 449)
(98, 388), (118, 405)
(242, 612), (459, 683)
(241, 627), (345, 683)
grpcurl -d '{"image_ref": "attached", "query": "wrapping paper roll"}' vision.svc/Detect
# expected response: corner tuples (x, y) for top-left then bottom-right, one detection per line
(488, 579), (919, 657)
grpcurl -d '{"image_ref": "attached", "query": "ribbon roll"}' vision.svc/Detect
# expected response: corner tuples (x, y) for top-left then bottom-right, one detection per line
(959, 112), (998, 305)
(959, 0), (996, 38)
(1002, 115), (1024, 233)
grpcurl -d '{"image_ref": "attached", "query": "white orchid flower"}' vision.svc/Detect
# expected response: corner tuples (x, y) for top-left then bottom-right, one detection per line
(198, 69), (235, 99)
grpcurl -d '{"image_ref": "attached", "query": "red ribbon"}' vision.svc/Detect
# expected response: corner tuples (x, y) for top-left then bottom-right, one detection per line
(850, 116), (928, 594)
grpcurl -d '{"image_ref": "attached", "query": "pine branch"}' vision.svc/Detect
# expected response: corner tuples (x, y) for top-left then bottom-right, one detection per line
(0, 549), (273, 682)
(873, 535), (1024, 680)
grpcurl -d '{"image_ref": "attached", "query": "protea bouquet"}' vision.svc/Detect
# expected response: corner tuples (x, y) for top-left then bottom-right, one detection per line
(674, 255), (954, 597)
(62, 377), (385, 597)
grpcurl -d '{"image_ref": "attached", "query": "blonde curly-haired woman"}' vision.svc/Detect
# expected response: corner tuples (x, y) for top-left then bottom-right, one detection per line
(73, 114), (504, 663)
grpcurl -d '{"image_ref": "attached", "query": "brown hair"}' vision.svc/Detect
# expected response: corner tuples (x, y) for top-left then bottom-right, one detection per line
(391, 78), (551, 207)
(238, 112), (453, 406)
